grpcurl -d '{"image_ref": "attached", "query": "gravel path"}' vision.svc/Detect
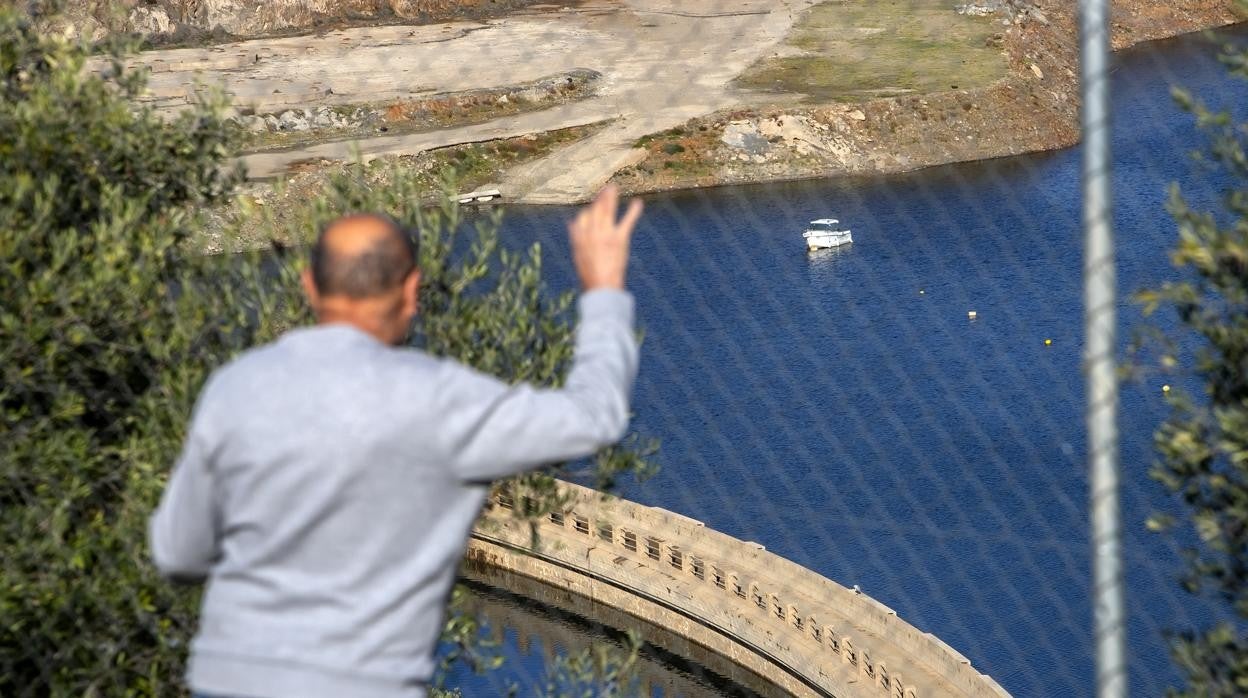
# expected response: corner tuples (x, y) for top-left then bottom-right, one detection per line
(123, 0), (821, 203)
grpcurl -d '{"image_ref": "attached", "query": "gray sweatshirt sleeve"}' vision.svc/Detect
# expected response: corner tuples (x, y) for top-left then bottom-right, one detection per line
(435, 288), (639, 482)
(149, 397), (221, 582)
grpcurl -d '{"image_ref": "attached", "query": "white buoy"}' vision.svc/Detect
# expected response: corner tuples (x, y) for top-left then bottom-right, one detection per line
(968, 310), (977, 320)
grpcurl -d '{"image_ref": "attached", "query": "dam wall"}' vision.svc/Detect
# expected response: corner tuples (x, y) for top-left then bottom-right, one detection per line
(465, 481), (1010, 698)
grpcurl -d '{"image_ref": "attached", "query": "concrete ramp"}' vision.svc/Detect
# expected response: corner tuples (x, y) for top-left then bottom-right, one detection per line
(508, 135), (649, 204)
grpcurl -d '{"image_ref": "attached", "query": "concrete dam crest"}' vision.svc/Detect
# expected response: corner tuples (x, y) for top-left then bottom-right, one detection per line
(465, 480), (1009, 698)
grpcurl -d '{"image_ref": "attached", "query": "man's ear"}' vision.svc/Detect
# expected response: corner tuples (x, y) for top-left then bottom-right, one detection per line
(301, 268), (320, 312)
(403, 269), (421, 316)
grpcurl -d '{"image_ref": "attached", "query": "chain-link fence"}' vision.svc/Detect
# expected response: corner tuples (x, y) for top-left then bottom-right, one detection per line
(5, 1), (1248, 697)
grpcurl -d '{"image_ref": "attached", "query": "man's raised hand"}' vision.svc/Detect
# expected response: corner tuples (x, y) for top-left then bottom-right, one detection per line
(569, 185), (643, 291)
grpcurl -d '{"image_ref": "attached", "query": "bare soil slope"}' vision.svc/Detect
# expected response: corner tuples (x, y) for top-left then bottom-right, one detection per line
(71, 0), (1247, 205)
(611, 0), (1246, 197)
(36, 0), (550, 43)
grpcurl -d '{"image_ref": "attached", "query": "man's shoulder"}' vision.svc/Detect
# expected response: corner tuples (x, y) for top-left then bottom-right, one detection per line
(204, 328), (443, 397)
(195, 336), (289, 401)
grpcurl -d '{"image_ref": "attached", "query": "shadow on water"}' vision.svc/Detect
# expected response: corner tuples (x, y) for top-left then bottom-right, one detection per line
(444, 564), (777, 697)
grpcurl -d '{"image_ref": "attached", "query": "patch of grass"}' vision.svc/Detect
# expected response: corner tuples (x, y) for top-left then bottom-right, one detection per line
(735, 0), (1008, 102)
(627, 116), (724, 182)
(409, 123), (603, 192)
(634, 125), (689, 148)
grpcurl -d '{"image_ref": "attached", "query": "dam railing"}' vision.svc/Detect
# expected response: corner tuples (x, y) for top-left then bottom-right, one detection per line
(468, 480), (1010, 698)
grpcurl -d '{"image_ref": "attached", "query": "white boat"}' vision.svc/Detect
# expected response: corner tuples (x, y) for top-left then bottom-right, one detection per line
(455, 188), (502, 205)
(803, 218), (852, 250)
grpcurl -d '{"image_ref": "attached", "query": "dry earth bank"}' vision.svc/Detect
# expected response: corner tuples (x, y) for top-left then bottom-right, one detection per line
(610, 0), (1248, 197)
(55, 0), (1247, 212)
(36, 0), (556, 44)
(203, 124), (604, 253)
(234, 69), (601, 155)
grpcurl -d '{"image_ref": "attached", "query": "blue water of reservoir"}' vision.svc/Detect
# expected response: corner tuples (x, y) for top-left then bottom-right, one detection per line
(444, 24), (1248, 697)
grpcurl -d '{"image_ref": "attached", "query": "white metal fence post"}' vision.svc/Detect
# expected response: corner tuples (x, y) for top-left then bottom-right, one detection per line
(1080, 1), (1125, 696)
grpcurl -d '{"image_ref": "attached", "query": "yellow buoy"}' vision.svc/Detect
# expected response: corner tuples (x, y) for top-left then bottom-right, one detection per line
(1045, 338), (1052, 346)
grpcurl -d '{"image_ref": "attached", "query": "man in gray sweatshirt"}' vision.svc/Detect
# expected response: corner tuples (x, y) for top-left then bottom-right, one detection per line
(149, 186), (644, 698)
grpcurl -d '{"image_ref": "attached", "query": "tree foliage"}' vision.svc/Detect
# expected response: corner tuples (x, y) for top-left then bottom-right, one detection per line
(1144, 41), (1248, 696)
(0, 11), (243, 693)
(0, 8), (652, 695)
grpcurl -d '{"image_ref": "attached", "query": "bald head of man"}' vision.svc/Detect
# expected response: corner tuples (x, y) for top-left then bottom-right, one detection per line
(301, 213), (421, 345)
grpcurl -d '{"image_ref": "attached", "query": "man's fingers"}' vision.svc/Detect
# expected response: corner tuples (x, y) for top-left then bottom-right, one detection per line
(605, 185), (624, 228)
(594, 186), (609, 232)
(570, 185), (639, 291)
(569, 207), (589, 239)
(617, 198), (643, 237)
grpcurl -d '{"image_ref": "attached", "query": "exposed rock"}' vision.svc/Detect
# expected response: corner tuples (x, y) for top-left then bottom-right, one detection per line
(956, 0), (1043, 21)
(720, 121), (770, 155)
(277, 110), (309, 131)
(756, 115), (827, 156)
(956, 2), (1000, 17)
(389, 0), (454, 20)
(38, 15), (108, 42)
(128, 6), (173, 35)
(242, 115), (268, 132)
(190, 0), (378, 36)
(32, 0), (554, 42)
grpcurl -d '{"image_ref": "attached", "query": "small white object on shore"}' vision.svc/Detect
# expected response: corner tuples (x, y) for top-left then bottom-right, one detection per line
(455, 188), (502, 205)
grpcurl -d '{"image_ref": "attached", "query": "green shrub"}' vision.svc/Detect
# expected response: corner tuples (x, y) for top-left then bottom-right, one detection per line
(0, 11), (243, 694)
(1141, 43), (1248, 696)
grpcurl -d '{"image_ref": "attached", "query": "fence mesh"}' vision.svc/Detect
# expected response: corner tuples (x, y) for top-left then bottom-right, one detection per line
(6, 1), (1248, 697)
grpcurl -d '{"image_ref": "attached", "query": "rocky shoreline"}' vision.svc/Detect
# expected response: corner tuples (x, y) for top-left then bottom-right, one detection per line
(37, 0), (554, 45)
(49, 0), (1247, 204)
(609, 0), (1246, 198)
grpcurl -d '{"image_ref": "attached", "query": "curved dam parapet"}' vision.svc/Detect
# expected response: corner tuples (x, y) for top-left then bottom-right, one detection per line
(458, 564), (785, 697)
(466, 481), (1010, 698)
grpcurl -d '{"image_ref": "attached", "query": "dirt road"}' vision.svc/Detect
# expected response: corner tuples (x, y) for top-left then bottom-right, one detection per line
(124, 0), (820, 203)
(119, 0), (1244, 203)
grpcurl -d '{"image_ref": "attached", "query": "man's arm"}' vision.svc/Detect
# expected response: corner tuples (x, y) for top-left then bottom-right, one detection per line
(438, 288), (637, 482)
(438, 185), (643, 482)
(149, 400), (220, 582)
